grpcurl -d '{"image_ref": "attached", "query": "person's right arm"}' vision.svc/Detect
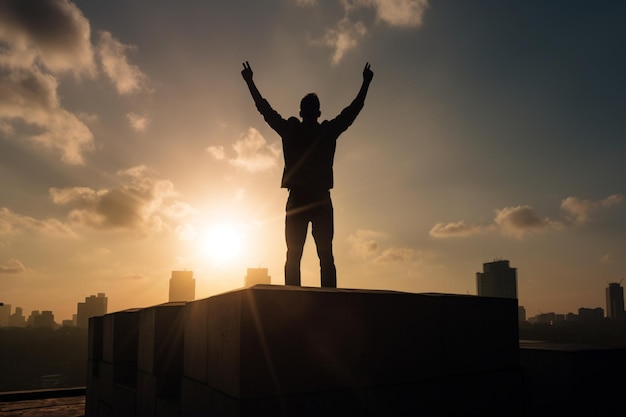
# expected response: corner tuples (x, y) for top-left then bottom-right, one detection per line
(241, 61), (263, 106)
(241, 61), (288, 134)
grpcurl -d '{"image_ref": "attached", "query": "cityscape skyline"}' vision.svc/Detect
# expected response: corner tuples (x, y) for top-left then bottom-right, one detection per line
(1, 262), (624, 326)
(0, 1), (624, 321)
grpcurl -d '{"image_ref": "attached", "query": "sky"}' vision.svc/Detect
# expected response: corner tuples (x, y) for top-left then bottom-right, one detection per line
(0, 0), (625, 322)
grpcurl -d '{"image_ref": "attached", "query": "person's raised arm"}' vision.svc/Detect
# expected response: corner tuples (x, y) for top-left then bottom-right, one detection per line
(241, 61), (263, 106)
(354, 62), (373, 105)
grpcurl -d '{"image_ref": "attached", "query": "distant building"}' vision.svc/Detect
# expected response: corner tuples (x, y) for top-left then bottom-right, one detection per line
(169, 271), (195, 302)
(578, 307), (604, 322)
(605, 282), (625, 319)
(33, 310), (56, 328)
(476, 259), (517, 299)
(27, 310), (40, 327)
(0, 303), (10, 327)
(518, 305), (526, 322)
(529, 312), (557, 325)
(245, 268), (271, 286)
(8, 307), (26, 328)
(76, 293), (108, 328)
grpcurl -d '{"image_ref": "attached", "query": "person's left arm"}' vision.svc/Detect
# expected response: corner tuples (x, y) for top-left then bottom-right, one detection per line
(331, 63), (374, 132)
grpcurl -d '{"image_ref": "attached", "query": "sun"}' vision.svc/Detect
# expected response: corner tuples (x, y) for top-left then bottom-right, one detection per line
(199, 222), (245, 265)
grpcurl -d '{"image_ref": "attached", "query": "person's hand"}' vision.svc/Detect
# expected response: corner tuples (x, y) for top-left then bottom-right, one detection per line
(363, 62), (373, 82)
(241, 61), (253, 82)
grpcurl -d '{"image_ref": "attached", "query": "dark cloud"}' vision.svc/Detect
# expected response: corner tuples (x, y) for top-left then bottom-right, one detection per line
(0, 0), (149, 164)
(431, 205), (563, 239)
(49, 166), (193, 234)
(0, 0), (95, 74)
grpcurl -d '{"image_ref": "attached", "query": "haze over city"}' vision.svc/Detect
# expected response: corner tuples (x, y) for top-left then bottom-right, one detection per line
(0, 0), (624, 321)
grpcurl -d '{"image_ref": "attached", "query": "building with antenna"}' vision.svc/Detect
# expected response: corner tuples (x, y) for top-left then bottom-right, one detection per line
(605, 281), (624, 319)
(476, 259), (517, 299)
(245, 268), (271, 286)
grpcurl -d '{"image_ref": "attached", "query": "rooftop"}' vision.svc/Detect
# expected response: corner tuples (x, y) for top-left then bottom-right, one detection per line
(0, 388), (84, 417)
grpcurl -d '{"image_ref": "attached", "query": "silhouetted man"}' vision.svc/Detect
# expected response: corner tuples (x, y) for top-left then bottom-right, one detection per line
(242, 61), (373, 288)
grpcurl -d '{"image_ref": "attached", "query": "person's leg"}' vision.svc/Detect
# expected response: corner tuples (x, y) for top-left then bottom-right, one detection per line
(284, 192), (308, 286)
(312, 193), (336, 288)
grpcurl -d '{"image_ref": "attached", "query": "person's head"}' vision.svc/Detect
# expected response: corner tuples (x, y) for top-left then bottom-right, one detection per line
(300, 93), (320, 121)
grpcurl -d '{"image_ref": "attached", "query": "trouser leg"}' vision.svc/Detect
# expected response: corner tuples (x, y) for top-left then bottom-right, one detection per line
(285, 198), (308, 286)
(312, 195), (336, 288)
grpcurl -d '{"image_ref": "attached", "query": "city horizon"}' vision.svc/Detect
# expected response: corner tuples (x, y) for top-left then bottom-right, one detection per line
(1, 262), (623, 325)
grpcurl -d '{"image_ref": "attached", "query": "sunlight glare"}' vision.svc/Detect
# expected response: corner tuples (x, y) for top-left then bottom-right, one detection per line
(199, 223), (245, 265)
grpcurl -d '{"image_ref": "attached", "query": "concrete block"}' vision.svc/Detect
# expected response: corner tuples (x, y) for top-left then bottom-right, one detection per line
(520, 342), (626, 417)
(103, 308), (142, 363)
(180, 377), (213, 417)
(138, 302), (186, 375)
(441, 370), (523, 417)
(97, 377), (137, 417)
(112, 383), (137, 417)
(431, 293), (520, 374)
(203, 285), (442, 399)
(137, 370), (182, 417)
(155, 397), (181, 417)
(183, 298), (210, 383)
(98, 361), (137, 404)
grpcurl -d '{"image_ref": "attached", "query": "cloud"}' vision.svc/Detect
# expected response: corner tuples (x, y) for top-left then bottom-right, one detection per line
(431, 205), (561, 239)
(0, 259), (26, 274)
(0, 0), (95, 76)
(0, 58), (95, 164)
(127, 112), (150, 132)
(561, 194), (623, 225)
(347, 229), (385, 258)
(0, 1), (149, 164)
(429, 221), (488, 238)
(363, 0), (429, 27)
(97, 31), (149, 94)
(373, 247), (415, 263)
(206, 145), (226, 160)
(600, 253), (614, 264)
(294, 0), (318, 6)
(494, 206), (561, 238)
(208, 128), (280, 172)
(347, 228), (427, 264)
(0, 207), (76, 237)
(49, 165), (193, 234)
(303, 0), (429, 64)
(317, 18), (367, 66)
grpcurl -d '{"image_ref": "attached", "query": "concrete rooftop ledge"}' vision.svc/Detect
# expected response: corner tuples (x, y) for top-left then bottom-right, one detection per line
(87, 285), (522, 416)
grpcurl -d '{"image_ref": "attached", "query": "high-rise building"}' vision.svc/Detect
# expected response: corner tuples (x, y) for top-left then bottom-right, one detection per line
(245, 268), (271, 286)
(27, 310), (40, 327)
(578, 307), (604, 322)
(33, 310), (56, 328)
(8, 307), (26, 328)
(606, 282), (625, 319)
(76, 293), (108, 328)
(169, 271), (195, 302)
(476, 259), (517, 299)
(0, 303), (11, 327)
